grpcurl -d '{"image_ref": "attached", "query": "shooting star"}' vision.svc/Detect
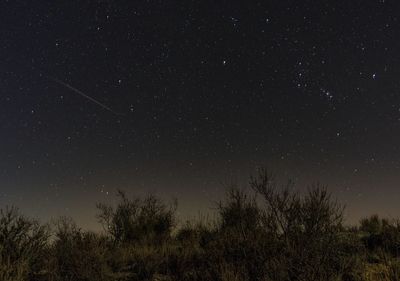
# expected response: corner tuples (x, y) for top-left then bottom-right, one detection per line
(48, 77), (124, 116)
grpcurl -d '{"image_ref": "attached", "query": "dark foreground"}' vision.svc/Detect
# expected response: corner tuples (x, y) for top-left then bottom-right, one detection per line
(1, 170), (399, 281)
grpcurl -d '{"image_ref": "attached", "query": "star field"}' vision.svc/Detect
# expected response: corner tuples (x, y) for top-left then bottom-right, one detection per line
(1, 1), (400, 228)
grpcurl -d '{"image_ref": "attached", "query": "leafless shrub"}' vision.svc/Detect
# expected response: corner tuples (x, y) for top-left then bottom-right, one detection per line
(97, 190), (177, 245)
(0, 206), (49, 281)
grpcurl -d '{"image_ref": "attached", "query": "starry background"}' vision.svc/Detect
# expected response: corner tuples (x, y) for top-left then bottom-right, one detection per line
(1, 0), (399, 229)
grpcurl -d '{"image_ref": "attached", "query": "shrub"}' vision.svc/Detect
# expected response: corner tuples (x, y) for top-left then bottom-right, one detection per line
(46, 217), (113, 281)
(3, 171), (400, 281)
(360, 215), (390, 235)
(213, 186), (271, 281)
(97, 191), (177, 245)
(250, 169), (349, 281)
(0, 206), (49, 281)
(360, 215), (400, 257)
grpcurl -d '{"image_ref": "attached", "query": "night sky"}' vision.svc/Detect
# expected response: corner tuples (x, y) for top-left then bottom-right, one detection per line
(1, 1), (400, 228)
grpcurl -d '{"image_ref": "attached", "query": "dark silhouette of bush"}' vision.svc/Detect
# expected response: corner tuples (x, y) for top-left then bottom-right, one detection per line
(2, 170), (400, 281)
(249, 169), (352, 281)
(176, 219), (215, 248)
(0, 207), (49, 281)
(46, 217), (114, 281)
(360, 215), (400, 261)
(97, 190), (177, 245)
(360, 215), (390, 235)
(211, 186), (271, 280)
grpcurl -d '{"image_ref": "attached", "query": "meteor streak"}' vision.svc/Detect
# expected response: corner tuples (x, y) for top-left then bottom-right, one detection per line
(49, 77), (123, 116)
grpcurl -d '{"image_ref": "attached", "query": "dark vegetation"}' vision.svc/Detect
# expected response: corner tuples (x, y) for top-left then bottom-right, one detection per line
(1, 169), (400, 281)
